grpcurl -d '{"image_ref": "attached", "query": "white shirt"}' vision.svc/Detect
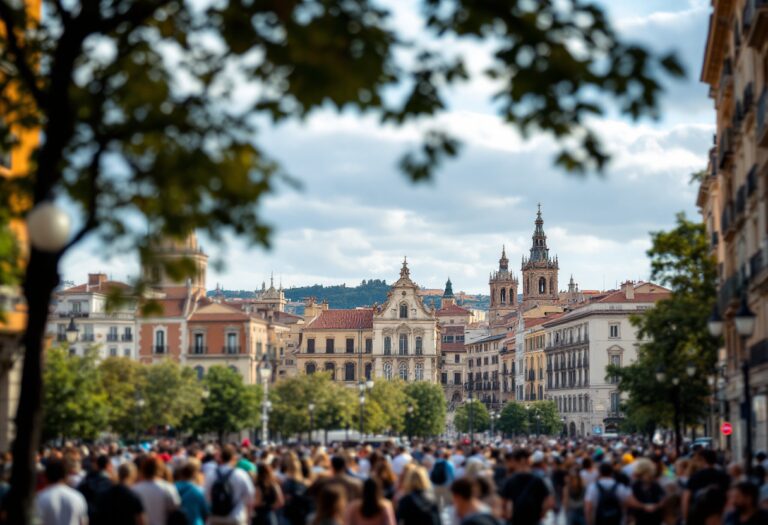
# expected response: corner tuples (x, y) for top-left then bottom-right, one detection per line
(392, 453), (412, 476)
(35, 483), (88, 525)
(205, 464), (255, 525)
(132, 479), (181, 525)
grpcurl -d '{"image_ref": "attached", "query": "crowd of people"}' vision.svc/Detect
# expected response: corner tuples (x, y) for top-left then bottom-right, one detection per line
(0, 436), (767, 525)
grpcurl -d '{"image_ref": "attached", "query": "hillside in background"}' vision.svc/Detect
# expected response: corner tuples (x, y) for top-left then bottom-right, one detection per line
(209, 279), (489, 311)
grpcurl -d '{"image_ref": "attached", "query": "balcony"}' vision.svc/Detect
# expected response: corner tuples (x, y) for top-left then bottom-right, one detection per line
(744, 83), (755, 119)
(733, 101), (744, 136)
(718, 273), (745, 313)
(711, 231), (719, 249)
(758, 89), (768, 146)
(718, 128), (734, 168)
(56, 334), (67, 342)
(106, 334), (119, 342)
(746, 164), (758, 197)
(121, 333), (133, 342)
(154, 345), (167, 354)
(750, 339), (768, 367)
(736, 185), (747, 218)
(190, 345), (207, 355)
(82, 334), (95, 342)
(223, 345), (241, 354)
(744, 0), (768, 48)
(750, 250), (765, 280)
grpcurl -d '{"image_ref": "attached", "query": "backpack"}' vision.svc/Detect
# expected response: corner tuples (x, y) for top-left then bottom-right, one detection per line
(283, 479), (312, 525)
(430, 460), (448, 485)
(595, 482), (622, 525)
(210, 467), (236, 516)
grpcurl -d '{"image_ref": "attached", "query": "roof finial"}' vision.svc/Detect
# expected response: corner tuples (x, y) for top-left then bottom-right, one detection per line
(400, 256), (410, 279)
(270, 271), (274, 289)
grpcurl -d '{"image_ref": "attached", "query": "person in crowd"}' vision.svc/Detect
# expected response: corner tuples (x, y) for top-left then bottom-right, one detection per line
(281, 452), (312, 525)
(686, 484), (727, 525)
(392, 447), (413, 477)
(92, 462), (145, 525)
(450, 478), (502, 525)
(583, 462), (630, 525)
(501, 449), (553, 525)
(205, 445), (255, 525)
(325, 455), (363, 502)
(395, 466), (440, 525)
(562, 467), (586, 525)
(580, 458), (597, 489)
(78, 454), (114, 520)
(174, 459), (209, 525)
(724, 481), (768, 525)
(313, 483), (347, 525)
(626, 458), (664, 525)
(35, 458), (89, 525)
(372, 459), (397, 502)
(430, 449), (455, 510)
(345, 478), (396, 525)
(132, 456), (181, 525)
(682, 449), (730, 522)
(253, 461), (284, 525)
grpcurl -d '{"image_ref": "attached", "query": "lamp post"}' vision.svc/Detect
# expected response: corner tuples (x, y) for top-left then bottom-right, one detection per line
(407, 405), (414, 443)
(490, 411), (498, 439)
(685, 361), (696, 439)
(135, 393), (145, 446)
(65, 317), (79, 345)
(27, 202), (72, 252)
(708, 306), (725, 451)
(259, 359), (272, 444)
(308, 402), (316, 445)
(358, 380), (374, 441)
(734, 294), (756, 475)
(535, 413), (541, 436)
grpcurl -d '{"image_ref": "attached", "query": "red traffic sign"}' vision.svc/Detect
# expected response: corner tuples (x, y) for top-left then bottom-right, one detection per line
(721, 422), (733, 436)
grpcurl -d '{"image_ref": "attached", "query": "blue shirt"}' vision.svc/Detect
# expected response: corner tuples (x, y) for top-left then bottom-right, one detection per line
(175, 481), (209, 525)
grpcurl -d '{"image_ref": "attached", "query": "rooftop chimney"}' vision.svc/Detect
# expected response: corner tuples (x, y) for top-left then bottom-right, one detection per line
(622, 281), (635, 300)
(88, 273), (108, 287)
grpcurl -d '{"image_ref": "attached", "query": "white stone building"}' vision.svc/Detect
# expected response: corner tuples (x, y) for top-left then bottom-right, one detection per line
(542, 282), (669, 436)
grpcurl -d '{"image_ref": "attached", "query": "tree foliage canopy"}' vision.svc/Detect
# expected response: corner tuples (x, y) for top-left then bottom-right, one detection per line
(454, 400), (490, 434)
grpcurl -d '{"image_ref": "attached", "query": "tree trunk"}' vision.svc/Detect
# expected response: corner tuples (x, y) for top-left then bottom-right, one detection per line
(6, 249), (61, 524)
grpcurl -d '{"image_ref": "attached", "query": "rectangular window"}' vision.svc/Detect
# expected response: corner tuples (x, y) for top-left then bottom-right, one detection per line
(56, 324), (66, 342)
(325, 338), (334, 354)
(83, 324), (94, 342)
(226, 333), (238, 354)
(609, 323), (620, 338)
(454, 354), (460, 364)
(194, 333), (205, 354)
(107, 326), (118, 341)
(441, 373), (447, 384)
(365, 339), (372, 353)
(454, 372), (462, 385)
(109, 347), (117, 356)
(122, 327), (133, 341)
(123, 348), (130, 357)
(610, 392), (621, 413)
(346, 338), (354, 353)
(307, 339), (315, 353)
(71, 302), (81, 313)
(415, 337), (423, 355)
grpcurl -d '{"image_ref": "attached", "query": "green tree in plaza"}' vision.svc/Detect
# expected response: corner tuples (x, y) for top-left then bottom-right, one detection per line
(367, 379), (408, 434)
(609, 214), (718, 434)
(42, 347), (108, 442)
(453, 400), (490, 434)
(525, 401), (562, 435)
(404, 382), (446, 438)
(0, 0), (686, 519)
(192, 366), (260, 443)
(498, 402), (529, 437)
(98, 357), (147, 437)
(138, 360), (203, 434)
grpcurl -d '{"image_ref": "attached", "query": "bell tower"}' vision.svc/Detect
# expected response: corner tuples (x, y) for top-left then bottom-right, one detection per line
(143, 231), (208, 293)
(521, 204), (559, 308)
(489, 245), (518, 324)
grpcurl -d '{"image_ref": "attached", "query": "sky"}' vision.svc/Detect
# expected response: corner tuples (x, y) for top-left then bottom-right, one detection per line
(61, 0), (715, 295)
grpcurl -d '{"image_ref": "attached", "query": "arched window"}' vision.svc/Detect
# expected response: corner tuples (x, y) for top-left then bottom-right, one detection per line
(344, 362), (355, 381)
(194, 366), (204, 380)
(538, 277), (546, 294)
(383, 363), (393, 380)
(500, 288), (506, 304)
(415, 363), (424, 381)
(324, 362), (335, 379)
(509, 288), (515, 304)
(399, 362), (408, 381)
(399, 334), (408, 355)
(399, 303), (408, 319)
(306, 363), (316, 375)
(415, 337), (423, 355)
(384, 337), (391, 355)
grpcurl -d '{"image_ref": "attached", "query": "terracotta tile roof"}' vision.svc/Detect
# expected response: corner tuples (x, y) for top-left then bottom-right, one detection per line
(61, 281), (131, 294)
(436, 303), (470, 316)
(525, 314), (563, 329)
(598, 292), (671, 304)
(189, 312), (250, 322)
(307, 309), (373, 330)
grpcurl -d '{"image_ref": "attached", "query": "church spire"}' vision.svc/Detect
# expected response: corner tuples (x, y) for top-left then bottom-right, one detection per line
(443, 277), (454, 298)
(400, 256), (410, 279)
(529, 204), (549, 262)
(499, 245), (509, 271)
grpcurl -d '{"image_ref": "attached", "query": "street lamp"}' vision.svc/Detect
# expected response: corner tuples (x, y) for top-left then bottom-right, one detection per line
(535, 413), (541, 436)
(65, 317), (79, 344)
(708, 305), (724, 338)
(135, 393), (145, 445)
(407, 405), (414, 443)
(259, 359), (272, 444)
(308, 402), (316, 444)
(734, 293), (756, 475)
(26, 202), (71, 252)
(201, 386), (210, 401)
(490, 411), (497, 438)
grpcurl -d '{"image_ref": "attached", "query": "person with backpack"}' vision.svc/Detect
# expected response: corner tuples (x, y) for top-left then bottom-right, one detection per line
(77, 454), (115, 521)
(430, 450), (455, 510)
(252, 462), (284, 525)
(205, 445), (255, 525)
(584, 463), (630, 525)
(174, 459), (209, 525)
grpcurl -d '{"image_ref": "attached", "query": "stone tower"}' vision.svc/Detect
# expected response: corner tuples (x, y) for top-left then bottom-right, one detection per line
(521, 205), (559, 308)
(144, 231), (208, 292)
(442, 277), (456, 307)
(489, 245), (519, 324)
